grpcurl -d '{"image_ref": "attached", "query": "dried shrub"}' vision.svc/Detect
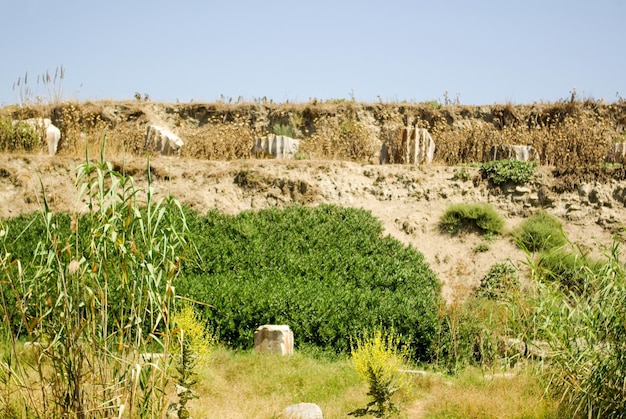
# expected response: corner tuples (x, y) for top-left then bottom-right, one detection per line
(1, 99), (624, 178)
(180, 115), (259, 160)
(303, 114), (379, 162)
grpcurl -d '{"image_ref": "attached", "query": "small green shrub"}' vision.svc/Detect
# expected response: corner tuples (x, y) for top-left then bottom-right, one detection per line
(439, 203), (504, 236)
(512, 212), (567, 252)
(481, 159), (537, 185)
(452, 167), (471, 182)
(474, 242), (490, 253)
(475, 262), (520, 300)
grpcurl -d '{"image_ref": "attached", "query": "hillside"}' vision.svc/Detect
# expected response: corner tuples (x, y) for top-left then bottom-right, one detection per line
(2, 99), (626, 302)
(1, 152), (623, 303)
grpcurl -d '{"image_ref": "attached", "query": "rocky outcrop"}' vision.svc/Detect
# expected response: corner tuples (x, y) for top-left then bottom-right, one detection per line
(380, 127), (435, 164)
(252, 135), (301, 159)
(488, 145), (539, 162)
(144, 125), (183, 155)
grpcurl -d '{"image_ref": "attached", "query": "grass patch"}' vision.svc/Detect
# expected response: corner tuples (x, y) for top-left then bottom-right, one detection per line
(512, 212), (567, 252)
(451, 167), (471, 182)
(421, 367), (559, 418)
(189, 348), (366, 418)
(439, 203), (504, 236)
(164, 347), (558, 419)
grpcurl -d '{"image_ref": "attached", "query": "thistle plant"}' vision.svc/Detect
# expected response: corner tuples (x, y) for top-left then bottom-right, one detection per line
(349, 329), (412, 417)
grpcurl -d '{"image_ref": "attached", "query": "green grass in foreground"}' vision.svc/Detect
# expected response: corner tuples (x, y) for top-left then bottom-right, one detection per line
(181, 349), (558, 418)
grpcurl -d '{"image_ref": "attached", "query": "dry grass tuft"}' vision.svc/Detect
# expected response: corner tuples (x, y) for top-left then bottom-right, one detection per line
(419, 367), (559, 418)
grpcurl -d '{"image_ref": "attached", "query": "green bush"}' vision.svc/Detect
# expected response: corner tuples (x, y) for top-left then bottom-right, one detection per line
(178, 204), (442, 361)
(439, 203), (504, 236)
(475, 262), (520, 300)
(512, 212), (567, 252)
(474, 242), (490, 253)
(480, 159), (537, 185)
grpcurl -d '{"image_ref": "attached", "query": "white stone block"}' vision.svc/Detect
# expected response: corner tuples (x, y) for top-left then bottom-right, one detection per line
(282, 402), (323, 418)
(254, 324), (294, 355)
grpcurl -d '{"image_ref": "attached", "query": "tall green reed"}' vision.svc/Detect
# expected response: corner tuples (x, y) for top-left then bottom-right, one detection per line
(0, 145), (189, 418)
(520, 242), (626, 418)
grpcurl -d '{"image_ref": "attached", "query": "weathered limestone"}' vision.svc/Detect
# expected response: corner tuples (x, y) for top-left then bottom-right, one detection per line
(254, 324), (294, 355)
(380, 127), (435, 164)
(144, 125), (184, 155)
(282, 402), (323, 419)
(489, 144), (539, 162)
(252, 134), (301, 159)
(12, 118), (61, 155)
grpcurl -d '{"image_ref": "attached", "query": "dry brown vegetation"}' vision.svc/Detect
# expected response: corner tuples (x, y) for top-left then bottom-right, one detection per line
(2, 98), (625, 178)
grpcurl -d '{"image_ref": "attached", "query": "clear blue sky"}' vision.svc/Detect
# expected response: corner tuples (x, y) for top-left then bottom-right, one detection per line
(2, 0), (624, 106)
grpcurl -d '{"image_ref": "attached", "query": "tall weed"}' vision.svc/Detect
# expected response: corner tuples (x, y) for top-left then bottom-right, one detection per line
(522, 242), (626, 418)
(0, 150), (189, 417)
(349, 329), (412, 417)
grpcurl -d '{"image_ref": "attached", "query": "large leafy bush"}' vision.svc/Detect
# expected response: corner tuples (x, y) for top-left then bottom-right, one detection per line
(179, 204), (442, 360)
(476, 262), (520, 301)
(3, 204), (443, 361)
